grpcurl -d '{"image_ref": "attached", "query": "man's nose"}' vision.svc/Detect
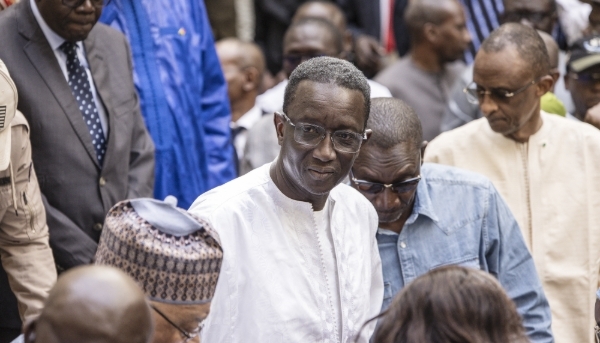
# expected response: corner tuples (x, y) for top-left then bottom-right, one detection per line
(375, 188), (400, 209)
(479, 93), (498, 116)
(312, 134), (336, 162)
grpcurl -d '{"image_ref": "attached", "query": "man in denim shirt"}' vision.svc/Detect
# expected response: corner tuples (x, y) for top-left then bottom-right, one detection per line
(351, 98), (553, 342)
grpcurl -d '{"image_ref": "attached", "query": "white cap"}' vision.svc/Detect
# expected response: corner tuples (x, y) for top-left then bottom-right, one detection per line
(0, 60), (17, 171)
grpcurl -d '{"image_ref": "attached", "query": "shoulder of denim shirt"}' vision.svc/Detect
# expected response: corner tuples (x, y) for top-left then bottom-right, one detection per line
(421, 163), (493, 190)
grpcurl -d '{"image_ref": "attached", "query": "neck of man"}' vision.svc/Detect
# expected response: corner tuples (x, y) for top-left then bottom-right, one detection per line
(269, 161), (329, 211)
(505, 107), (544, 143)
(410, 45), (444, 73)
(378, 200), (416, 234)
(231, 95), (257, 123)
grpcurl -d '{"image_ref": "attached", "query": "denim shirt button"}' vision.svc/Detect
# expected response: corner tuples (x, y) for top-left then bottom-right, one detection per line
(400, 241), (407, 249)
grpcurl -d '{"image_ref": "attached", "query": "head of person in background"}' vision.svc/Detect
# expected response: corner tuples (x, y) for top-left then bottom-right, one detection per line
(216, 38), (265, 124)
(350, 98), (424, 232)
(35, 0), (105, 42)
(373, 266), (529, 343)
(282, 17), (344, 79)
(464, 23), (554, 142)
(292, 0), (382, 78)
(95, 198), (224, 343)
(500, 0), (558, 34)
(538, 30), (568, 116)
(292, 1), (353, 58)
(404, 0), (471, 71)
(23, 265), (153, 343)
(216, 38), (265, 169)
(564, 35), (600, 122)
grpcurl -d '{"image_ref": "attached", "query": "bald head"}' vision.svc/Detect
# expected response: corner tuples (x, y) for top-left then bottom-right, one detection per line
(216, 38), (265, 80)
(480, 23), (550, 79)
(293, 1), (347, 33)
(364, 98), (423, 152)
(405, 0), (464, 41)
(25, 266), (153, 343)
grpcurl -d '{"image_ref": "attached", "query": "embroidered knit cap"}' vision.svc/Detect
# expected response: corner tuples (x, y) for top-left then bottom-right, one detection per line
(95, 198), (223, 304)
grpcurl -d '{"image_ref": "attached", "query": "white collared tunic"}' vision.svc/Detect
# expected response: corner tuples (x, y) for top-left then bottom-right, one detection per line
(189, 164), (383, 343)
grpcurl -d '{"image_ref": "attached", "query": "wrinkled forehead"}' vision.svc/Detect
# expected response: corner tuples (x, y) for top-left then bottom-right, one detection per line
(473, 47), (532, 84)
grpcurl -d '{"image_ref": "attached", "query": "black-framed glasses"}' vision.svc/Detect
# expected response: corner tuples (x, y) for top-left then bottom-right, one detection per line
(277, 111), (370, 154)
(62, 0), (109, 9)
(463, 79), (538, 104)
(349, 167), (421, 195)
(151, 305), (201, 343)
(569, 72), (600, 84)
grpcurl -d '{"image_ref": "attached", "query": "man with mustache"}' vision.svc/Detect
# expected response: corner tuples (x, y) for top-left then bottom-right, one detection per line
(426, 23), (600, 343)
(189, 56), (383, 342)
(352, 98), (552, 342)
(0, 0), (155, 273)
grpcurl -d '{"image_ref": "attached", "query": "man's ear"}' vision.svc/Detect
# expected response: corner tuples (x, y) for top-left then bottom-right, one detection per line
(423, 23), (439, 44)
(343, 30), (354, 56)
(274, 112), (285, 146)
(23, 318), (37, 343)
(536, 75), (554, 96)
(420, 141), (428, 163)
(243, 66), (261, 92)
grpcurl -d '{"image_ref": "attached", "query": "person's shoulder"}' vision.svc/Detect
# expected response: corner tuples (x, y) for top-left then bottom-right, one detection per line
(374, 59), (409, 82)
(422, 163), (492, 189)
(10, 110), (28, 129)
(0, 1), (23, 36)
(189, 165), (271, 215)
(430, 118), (488, 146)
(543, 112), (600, 143)
(88, 22), (128, 49)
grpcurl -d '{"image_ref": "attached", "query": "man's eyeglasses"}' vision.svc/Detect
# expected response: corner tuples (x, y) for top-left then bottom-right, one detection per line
(463, 79), (538, 104)
(569, 72), (600, 84)
(151, 305), (201, 343)
(62, 0), (109, 9)
(349, 170), (421, 195)
(277, 111), (369, 154)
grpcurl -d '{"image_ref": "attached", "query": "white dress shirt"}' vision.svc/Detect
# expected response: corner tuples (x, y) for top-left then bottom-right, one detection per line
(30, 0), (108, 137)
(189, 164), (384, 343)
(231, 105), (262, 161)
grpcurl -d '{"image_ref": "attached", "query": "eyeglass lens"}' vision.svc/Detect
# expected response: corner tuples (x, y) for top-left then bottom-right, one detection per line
(293, 123), (363, 153)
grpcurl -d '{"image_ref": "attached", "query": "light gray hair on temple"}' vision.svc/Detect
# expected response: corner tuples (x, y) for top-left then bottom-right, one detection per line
(367, 98), (423, 151)
(283, 56), (371, 127)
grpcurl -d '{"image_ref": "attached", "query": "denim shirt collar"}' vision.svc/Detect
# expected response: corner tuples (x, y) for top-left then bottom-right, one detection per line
(404, 172), (439, 225)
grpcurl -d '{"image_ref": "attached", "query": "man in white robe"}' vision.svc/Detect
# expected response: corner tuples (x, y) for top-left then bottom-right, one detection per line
(425, 23), (600, 343)
(189, 56), (383, 343)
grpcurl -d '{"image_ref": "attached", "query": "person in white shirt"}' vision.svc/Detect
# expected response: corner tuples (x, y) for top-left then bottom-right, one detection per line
(189, 56), (384, 343)
(216, 38), (266, 172)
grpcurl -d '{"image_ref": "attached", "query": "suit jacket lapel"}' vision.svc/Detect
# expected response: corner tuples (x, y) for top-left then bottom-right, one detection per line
(18, 0), (100, 168)
(84, 30), (115, 169)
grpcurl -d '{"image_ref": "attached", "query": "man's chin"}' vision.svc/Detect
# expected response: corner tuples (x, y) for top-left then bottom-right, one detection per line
(377, 211), (403, 224)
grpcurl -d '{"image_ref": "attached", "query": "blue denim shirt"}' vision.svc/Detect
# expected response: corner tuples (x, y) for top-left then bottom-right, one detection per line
(377, 163), (553, 343)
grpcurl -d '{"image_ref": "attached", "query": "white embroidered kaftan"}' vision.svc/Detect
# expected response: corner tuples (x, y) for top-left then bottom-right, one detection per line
(189, 163), (384, 343)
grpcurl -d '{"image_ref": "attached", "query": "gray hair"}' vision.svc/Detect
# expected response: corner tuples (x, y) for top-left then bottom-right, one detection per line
(367, 98), (422, 151)
(283, 56), (371, 126)
(480, 23), (550, 79)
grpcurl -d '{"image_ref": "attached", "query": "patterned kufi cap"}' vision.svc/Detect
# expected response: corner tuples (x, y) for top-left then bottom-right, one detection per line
(95, 198), (223, 304)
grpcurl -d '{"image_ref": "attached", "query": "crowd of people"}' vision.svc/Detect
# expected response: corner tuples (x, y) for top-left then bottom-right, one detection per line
(0, 0), (599, 342)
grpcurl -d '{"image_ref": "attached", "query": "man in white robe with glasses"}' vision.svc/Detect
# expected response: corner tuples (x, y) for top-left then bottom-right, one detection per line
(425, 23), (600, 343)
(189, 56), (383, 343)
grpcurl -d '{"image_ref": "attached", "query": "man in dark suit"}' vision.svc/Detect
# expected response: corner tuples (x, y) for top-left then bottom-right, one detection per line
(0, 0), (154, 270)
